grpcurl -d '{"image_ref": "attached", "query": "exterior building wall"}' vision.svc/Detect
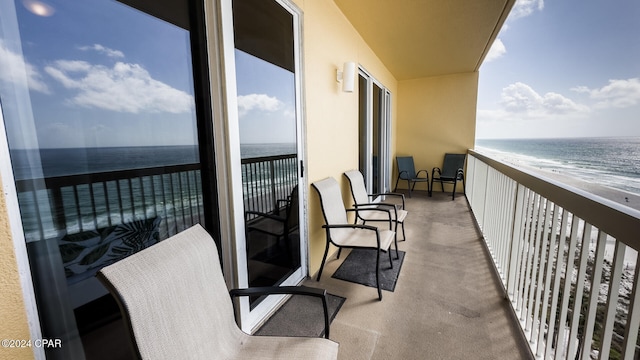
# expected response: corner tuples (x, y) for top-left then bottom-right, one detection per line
(293, 0), (398, 274)
(0, 176), (34, 360)
(0, 0), (478, 347)
(396, 72), (479, 192)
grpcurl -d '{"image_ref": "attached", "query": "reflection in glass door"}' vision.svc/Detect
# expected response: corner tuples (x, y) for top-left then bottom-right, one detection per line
(0, 0), (215, 358)
(233, 0), (303, 308)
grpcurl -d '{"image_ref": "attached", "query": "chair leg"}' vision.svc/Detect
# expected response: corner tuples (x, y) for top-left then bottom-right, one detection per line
(393, 221), (399, 259)
(316, 240), (330, 281)
(337, 247), (343, 259)
(452, 179), (457, 200)
(406, 180), (412, 198)
(388, 248), (393, 268)
(429, 177), (434, 197)
(400, 221), (406, 241)
(394, 174), (401, 192)
(376, 247), (382, 300)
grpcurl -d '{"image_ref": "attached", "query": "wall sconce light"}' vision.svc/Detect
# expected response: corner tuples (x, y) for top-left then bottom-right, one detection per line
(337, 61), (356, 93)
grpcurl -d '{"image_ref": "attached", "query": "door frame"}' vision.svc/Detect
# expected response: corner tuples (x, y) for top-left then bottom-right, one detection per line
(211, 0), (308, 332)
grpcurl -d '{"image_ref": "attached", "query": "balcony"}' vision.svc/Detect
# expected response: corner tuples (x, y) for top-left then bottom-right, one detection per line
(15, 150), (640, 359)
(306, 190), (531, 359)
(304, 150), (640, 359)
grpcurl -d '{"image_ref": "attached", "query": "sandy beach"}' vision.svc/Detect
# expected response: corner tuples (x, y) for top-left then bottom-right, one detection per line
(507, 163), (640, 213)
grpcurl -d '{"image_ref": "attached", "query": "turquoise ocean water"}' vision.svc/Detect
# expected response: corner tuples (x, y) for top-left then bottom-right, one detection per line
(475, 137), (640, 196)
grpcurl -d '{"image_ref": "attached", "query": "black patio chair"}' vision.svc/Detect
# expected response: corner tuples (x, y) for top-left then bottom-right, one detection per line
(394, 156), (429, 197)
(245, 185), (299, 246)
(430, 153), (466, 200)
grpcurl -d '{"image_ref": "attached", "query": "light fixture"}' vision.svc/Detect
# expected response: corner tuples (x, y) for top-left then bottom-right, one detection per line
(336, 61), (356, 93)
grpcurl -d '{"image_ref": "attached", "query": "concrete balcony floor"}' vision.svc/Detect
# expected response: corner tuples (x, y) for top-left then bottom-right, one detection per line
(305, 190), (533, 360)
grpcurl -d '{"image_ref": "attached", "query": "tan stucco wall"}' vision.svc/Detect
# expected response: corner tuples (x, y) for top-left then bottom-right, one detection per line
(0, 176), (34, 360)
(293, 0), (398, 274)
(0, 1), (479, 346)
(396, 72), (478, 192)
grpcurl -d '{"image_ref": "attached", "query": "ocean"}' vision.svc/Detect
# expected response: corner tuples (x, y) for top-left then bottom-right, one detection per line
(10, 143), (297, 180)
(475, 137), (640, 196)
(10, 144), (297, 241)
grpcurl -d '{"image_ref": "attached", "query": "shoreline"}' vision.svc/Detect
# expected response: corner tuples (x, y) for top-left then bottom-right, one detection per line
(502, 162), (640, 213)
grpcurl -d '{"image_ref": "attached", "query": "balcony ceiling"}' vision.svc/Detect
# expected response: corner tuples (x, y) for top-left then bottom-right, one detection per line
(333, 0), (515, 81)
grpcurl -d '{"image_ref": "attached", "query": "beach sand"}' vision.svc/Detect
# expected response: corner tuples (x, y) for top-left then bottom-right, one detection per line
(510, 164), (640, 213)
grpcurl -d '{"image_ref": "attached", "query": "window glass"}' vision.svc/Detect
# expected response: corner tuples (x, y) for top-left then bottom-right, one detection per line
(0, 0), (206, 357)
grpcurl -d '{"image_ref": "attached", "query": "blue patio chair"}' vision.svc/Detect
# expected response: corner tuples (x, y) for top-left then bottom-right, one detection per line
(394, 156), (429, 197)
(430, 153), (466, 200)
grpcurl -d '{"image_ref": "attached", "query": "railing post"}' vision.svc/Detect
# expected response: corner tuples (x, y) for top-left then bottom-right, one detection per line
(49, 185), (66, 231)
(506, 184), (525, 300)
(269, 159), (277, 213)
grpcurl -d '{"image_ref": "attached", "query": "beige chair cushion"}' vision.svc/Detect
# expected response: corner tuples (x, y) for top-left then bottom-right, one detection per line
(98, 224), (339, 360)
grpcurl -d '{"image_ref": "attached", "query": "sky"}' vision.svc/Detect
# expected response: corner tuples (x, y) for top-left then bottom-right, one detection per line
(0, 0), (296, 149)
(0, 0), (199, 149)
(476, 0), (640, 139)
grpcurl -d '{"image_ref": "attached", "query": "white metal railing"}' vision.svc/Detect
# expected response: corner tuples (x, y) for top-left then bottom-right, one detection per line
(467, 149), (640, 360)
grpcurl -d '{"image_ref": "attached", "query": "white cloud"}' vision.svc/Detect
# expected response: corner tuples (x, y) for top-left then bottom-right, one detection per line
(572, 78), (640, 109)
(0, 40), (49, 93)
(78, 44), (125, 58)
(485, 39), (506, 63)
(237, 94), (282, 116)
(510, 0), (544, 20)
(44, 60), (194, 114)
(499, 82), (589, 118)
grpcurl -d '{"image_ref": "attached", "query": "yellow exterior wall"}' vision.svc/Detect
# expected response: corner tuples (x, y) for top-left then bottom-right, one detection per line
(0, 176), (34, 360)
(292, 0), (398, 274)
(0, 0), (479, 347)
(396, 72), (478, 193)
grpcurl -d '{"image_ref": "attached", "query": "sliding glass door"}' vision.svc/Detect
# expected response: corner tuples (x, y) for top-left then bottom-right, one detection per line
(359, 69), (391, 194)
(0, 0), (216, 358)
(230, 0), (306, 328)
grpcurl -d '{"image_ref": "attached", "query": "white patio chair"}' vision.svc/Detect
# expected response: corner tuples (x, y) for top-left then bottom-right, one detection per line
(343, 169), (408, 258)
(97, 224), (339, 360)
(311, 177), (395, 300)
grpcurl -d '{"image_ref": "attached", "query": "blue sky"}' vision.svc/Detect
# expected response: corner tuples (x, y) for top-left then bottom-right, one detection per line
(234, 50), (297, 145)
(0, 0), (296, 149)
(476, 0), (640, 139)
(1, 0), (198, 149)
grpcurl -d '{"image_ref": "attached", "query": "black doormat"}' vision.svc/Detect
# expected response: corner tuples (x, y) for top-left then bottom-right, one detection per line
(332, 249), (405, 291)
(255, 293), (345, 338)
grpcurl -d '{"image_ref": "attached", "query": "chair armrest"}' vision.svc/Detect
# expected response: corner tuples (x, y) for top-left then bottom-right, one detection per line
(322, 223), (378, 232)
(416, 169), (429, 179)
(229, 286), (331, 339)
(350, 205), (394, 229)
(431, 167), (442, 178)
(398, 170), (410, 180)
(245, 210), (285, 222)
(370, 192), (405, 209)
(354, 202), (396, 216)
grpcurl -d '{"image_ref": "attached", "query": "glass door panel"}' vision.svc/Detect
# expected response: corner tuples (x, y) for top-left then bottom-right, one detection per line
(0, 0), (213, 358)
(233, 0), (302, 308)
(359, 70), (391, 194)
(372, 83), (382, 194)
